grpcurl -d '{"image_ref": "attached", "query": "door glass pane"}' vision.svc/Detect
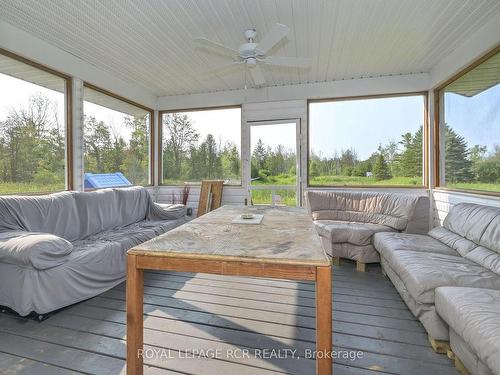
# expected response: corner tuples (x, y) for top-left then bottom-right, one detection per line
(250, 123), (297, 186)
(251, 189), (296, 206)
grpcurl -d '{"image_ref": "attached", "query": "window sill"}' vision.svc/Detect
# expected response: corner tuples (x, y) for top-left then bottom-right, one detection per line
(432, 187), (500, 199)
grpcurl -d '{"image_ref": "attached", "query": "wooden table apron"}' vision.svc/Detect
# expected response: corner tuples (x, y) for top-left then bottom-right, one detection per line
(126, 253), (333, 375)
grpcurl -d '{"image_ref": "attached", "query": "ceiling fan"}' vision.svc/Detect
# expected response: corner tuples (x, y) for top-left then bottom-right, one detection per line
(194, 23), (311, 87)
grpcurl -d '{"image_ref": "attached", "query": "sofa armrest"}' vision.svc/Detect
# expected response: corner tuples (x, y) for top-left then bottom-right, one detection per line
(405, 196), (430, 234)
(149, 203), (187, 221)
(0, 231), (73, 270)
(304, 190), (330, 216)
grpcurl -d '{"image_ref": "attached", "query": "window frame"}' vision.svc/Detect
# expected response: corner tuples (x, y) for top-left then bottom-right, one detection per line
(307, 91), (429, 189)
(82, 82), (155, 187)
(0, 48), (73, 193)
(158, 105), (243, 187)
(433, 45), (500, 197)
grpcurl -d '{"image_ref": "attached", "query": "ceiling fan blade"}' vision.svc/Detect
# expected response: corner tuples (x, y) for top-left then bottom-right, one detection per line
(199, 61), (243, 78)
(194, 37), (238, 57)
(256, 23), (290, 54)
(249, 65), (266, 86)
(261, 56), (312, 68)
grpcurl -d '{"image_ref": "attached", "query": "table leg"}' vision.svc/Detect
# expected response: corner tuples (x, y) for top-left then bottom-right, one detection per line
(127, 254), (144, 375)
(316, 266), (333, 375)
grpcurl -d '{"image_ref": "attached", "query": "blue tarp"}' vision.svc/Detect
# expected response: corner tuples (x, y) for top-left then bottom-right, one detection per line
(84, 172), (132, 189)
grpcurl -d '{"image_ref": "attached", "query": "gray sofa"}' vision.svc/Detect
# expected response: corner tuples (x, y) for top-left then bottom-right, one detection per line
(374, 203), (500, 347)
(305, 190), (429, 270)
(436, 287), (500, 375)
(0, 186), (186, 317)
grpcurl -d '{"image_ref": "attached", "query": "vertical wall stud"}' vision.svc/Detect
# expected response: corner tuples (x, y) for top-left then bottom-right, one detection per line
(71, 78), (84, 191)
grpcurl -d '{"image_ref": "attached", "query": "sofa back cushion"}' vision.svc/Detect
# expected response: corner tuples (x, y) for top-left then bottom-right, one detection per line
(443, 203), (500, 246)
(306, 190), (428, 232)
(441, 203), (500, 275)
(73, 189), (120, 238)
(0, 192), (81, 241)
(114, 186), (150, 227)
(428, 226), (477, 257)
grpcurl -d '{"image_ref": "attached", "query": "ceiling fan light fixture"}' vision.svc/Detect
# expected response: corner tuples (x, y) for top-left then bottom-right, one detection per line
(195, 23), (310, 87)
(246, 57), (257, 67)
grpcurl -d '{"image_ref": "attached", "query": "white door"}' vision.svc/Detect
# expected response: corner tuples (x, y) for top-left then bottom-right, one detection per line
(245, 119), (301, 206)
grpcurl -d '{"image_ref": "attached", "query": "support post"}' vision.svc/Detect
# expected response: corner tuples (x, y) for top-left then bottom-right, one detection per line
(316, 266), (333, 375)
(127, 255), (144, 375)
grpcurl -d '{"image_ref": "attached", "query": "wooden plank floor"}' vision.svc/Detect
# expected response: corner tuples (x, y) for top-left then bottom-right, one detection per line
(0, 262), (458, 375)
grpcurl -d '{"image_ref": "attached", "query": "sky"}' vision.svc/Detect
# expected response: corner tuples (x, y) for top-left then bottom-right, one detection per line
(1, 72), (498, 161)
(0, 73), (65, 124)
(444, 84), (500, 155)
(172, 107), (241, 151)
(0, 72), (141, 143)
(309, 96), (425, 160)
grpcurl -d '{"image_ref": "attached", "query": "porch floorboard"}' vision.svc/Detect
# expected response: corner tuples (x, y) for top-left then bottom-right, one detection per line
(0, 262), (458, 375)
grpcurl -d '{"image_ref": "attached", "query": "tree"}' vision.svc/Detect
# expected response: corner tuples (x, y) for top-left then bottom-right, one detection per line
(398, 127), (423, 177)
(163, 113), (199, 179)
(84, 116), (112, 173)
(444, 125), (473, 183)
(126, 115), (150, 185)
(373, 152), (392, 180)
(252, 139), (268, 170)
(309, 160), (320, 178)
(0, 94), (65, 185)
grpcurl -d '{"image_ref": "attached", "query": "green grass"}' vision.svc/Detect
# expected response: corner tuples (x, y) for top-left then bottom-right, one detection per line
(309, 175), (422, 186)
(445, 182), (500, 193)
(251, 189), (296, 206)
(0, 182), (65, 195)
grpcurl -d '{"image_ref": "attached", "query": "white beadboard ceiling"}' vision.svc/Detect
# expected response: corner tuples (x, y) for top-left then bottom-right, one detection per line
(0, 0), (499, 98)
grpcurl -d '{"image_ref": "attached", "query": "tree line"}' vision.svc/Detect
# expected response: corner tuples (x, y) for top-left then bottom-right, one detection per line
(83, 114), (149, 185)
(1, 94), (498, 189)
(0, 93), (150, 188)
(309, 125), (500, 184)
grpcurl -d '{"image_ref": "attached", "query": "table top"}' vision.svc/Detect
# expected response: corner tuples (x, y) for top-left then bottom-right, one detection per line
(129, 205), (330, 266)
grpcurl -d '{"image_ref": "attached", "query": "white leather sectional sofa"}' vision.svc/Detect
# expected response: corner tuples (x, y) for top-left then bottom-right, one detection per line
(374, 203), (500, 375)
(306, 190), (429, 271)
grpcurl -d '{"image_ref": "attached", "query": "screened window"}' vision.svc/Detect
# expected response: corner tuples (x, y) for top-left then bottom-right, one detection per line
(0, 52), (67, 194)
(309, 95), (426, 186)
(83, 86), (152, 187)
(161, 107), (241, 185)
(439, 51), (500, 193)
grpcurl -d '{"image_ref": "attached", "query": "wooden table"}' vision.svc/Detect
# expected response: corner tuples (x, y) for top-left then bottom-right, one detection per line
(127, 205), (332, 375)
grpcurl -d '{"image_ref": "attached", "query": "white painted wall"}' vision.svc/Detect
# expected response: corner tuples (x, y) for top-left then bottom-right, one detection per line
(432, 190), (500, 227)
(157, 73), (429, 110)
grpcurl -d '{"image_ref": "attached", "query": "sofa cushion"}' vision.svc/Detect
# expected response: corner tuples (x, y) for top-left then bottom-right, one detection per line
(87, 223), (157, 250)
(383, 250), (500, 304)
(428, 226), (478, 256)
(149, 203), (187, 220)
(306, 191), (428, 231)
(443, 203), (500, 247)
(374, 232), (459, 257)
(315, 220), (395, 245)
(114, 187), (150, 227)
(73, 189), (120, 239)
(0, 231), (72, 270)
(0, 191), (81, 241)
(333, 242), (381, 263)
(480, 214), (500, 254)
(436, 287), (500, 375)
(465, 246), (500, 276)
